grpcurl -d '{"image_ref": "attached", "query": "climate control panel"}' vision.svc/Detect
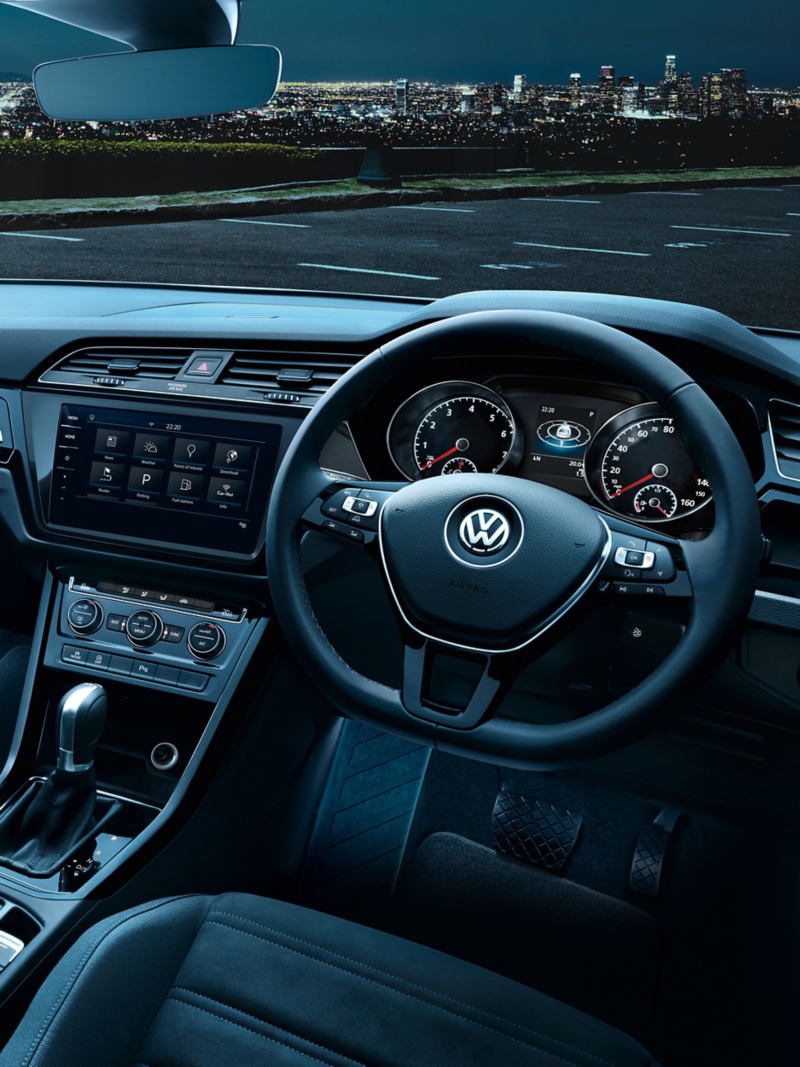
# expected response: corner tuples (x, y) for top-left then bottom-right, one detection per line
(45, 577), (259, 702)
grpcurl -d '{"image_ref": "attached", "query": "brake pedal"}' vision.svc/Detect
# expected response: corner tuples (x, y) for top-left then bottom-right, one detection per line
(492, 791), (582, 871)
(629, 807), (682, 897)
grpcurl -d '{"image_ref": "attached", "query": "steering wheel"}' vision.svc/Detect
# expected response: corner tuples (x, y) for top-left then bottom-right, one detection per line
(266, 311), (761, 769)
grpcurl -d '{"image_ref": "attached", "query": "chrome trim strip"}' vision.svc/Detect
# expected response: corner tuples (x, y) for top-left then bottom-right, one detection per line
(767, 399), (800, 483)
(378, 501), (613, 656)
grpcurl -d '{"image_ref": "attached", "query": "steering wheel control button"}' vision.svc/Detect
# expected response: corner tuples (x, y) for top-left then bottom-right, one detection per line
(321, 519), (364, 543)
(613, 548), (655, 569)
(62, 645), (88, 665)
(646, 541), (677, 582)
(126, 610), (164, 647)
(320, 488), (360, 521)
(154, 665), (180, 686)
(106, 614), (128, 632)
(613, 583), (665, 596)
(151, 742), (179, 770)
(177, 671), (209, 692)
(67, 599), (103, 635)
(343, 496), (378, 517)
(187, 622), (226, 660)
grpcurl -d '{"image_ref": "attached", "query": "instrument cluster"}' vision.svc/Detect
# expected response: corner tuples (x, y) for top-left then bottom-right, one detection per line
(386, 380), (712, 528)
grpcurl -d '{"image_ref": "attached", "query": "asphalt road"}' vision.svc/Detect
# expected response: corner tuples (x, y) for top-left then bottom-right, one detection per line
(1, 184), (799, 329)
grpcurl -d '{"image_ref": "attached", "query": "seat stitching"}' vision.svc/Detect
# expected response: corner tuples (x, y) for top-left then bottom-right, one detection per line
(164, 997), (370, 1067)
(205, 919), (605, 1067)
(21, 896), (202, 1067)
(209, 910), (617, 1067)
(171, 987), (370, 1067)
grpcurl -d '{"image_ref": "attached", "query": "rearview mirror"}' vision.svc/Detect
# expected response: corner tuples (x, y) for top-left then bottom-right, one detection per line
(33, 44), (282, 121)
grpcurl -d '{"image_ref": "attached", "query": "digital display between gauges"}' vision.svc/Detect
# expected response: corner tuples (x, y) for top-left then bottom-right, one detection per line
(528, 400), (598, 480)
(583, 402), (712, 523)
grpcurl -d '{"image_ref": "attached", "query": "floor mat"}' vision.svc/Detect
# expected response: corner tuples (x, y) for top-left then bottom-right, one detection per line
(294, 719), (430, 923)
(391, 831), (660, 1045)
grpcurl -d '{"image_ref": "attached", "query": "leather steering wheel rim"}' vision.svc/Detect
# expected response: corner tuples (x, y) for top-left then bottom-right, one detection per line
(266, 310), (761, 770)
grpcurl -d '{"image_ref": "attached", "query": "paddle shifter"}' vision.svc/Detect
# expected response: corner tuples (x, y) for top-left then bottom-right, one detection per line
(57, 682), (108, 773)
(0, 683), (109, 877)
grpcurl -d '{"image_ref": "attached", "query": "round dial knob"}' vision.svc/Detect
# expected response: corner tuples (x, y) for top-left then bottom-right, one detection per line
(126, 609), (164, 648)
(67, 598), (103, 635)
(187, 621), (226, 660)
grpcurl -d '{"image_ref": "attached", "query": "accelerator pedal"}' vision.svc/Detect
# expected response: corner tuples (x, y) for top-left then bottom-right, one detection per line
(492, 791), (582, 871)
(629, 806), (682, 897)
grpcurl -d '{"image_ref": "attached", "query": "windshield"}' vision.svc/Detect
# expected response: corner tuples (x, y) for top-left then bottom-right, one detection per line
(0, 1), (798, 329)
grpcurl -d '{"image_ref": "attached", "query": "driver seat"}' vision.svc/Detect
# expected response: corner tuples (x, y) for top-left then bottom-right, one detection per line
(0, 893), (660, 1066)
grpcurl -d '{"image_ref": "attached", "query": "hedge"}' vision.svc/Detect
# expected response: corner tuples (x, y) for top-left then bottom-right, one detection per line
(0, 140), (330, 200)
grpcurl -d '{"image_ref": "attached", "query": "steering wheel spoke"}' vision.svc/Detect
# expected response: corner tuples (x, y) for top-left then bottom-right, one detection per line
(301, 480), (402, 550)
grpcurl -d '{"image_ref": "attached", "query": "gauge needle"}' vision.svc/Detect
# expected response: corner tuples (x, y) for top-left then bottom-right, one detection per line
(422, 445), (459, 469)
(610, 473), (654, 498)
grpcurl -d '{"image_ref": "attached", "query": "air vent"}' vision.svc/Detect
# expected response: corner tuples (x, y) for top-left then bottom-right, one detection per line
(220, 351), (358, 399)
(769, 400), (800, 481)
(55, 350), (187, 381)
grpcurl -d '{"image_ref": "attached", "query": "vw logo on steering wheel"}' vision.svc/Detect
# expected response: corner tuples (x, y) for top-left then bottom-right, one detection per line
(459, 508), (511, 555)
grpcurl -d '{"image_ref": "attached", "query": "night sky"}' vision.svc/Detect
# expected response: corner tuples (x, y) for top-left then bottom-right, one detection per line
(0, 0), (797, 87)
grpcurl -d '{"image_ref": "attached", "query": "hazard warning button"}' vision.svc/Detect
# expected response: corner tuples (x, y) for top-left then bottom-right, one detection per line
(185, 355), (223, 377)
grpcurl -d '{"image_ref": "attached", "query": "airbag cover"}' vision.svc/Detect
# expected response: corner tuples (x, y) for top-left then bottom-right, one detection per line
(380, 474), (610, 651)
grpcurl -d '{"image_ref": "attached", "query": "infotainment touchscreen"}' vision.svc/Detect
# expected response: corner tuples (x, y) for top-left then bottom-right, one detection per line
(49, 405), (282, 555)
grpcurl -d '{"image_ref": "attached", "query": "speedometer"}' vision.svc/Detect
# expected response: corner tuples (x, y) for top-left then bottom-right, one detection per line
(584, 403), (712, 523)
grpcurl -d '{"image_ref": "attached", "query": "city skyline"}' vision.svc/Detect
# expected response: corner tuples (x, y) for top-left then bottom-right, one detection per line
(0, 1), (798, 88)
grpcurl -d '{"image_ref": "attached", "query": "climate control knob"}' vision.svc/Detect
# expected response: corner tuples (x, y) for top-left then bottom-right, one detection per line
(126, 610), (164, 648)
(67, 598), (103, 635)
(187, 622), (226, 660)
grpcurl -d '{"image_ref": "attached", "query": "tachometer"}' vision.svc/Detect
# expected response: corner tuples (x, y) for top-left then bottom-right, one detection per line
(387, 381), (521, 481)
(413, 395), (514, 477)
(584, 403), (711, 523)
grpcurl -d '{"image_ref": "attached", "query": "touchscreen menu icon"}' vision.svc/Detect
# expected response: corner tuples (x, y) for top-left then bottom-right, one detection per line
(95, 429), (130, 454)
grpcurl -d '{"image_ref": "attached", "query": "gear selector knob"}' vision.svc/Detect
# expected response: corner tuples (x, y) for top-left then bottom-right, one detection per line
(56, 683), (108, 774)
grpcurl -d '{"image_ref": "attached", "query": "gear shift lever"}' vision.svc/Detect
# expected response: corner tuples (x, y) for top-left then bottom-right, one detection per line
(57, 683), (108, 774)
(0, 682), (111, 877)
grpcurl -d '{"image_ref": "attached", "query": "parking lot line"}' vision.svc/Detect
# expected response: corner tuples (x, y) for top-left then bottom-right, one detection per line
(297, 262), (440, 280)
(671, 225), (791, 237)
(389, 206), (475, 213)
(514, 242), (650, 256)
(0, 232), (84, 241)
(220, 218), (311, 228)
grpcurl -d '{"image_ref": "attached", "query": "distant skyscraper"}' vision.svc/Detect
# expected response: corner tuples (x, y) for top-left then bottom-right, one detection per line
(637, 82), (646, 110)
(599, 65), (615, 112)
(460, 90), (475, 114)
(728, 68), (747, 113)
(396, 79), (409, 113)
(569, 73), (581, 111)
(616, 74), (634, 111)
(492, 83), (505, 109)
(475, 86), (490, 112)
(513, 74), (527, 104)
(665, 55), (677, 83)
(677, 72), (697, 114)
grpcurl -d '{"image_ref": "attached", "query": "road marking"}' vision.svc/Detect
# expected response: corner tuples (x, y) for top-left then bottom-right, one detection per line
(221, 218), (310, 228)
(665, 242), (708, 248)
(389, 205), (475, 213)
(297, 263), (440, 280)
(514, 241), (650, 257)
(631, 191), (703, 196)
(670, 225), (791, 236)
(519, 198), (600, 203)
(481, 263), (535, 270)
(0, 232), (84, 241)
(787, 213), (800, 217)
